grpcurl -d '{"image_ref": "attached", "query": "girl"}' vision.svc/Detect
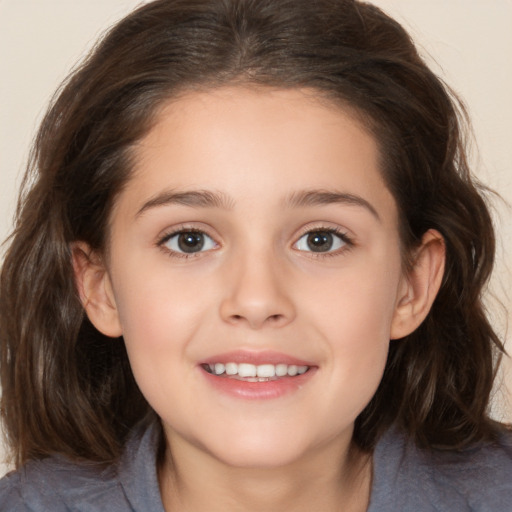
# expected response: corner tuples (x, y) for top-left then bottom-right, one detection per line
(0, 0), (510, 510)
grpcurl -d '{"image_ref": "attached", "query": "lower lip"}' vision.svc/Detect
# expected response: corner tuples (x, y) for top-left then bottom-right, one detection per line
(200, 367), (316, 400)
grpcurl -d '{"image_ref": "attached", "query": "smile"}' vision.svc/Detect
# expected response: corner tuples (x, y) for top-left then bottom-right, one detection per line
(202, 362), (310, 380)
(198, 351), (316, 399)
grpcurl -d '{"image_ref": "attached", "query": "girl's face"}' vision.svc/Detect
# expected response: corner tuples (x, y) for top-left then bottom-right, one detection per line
(92, 87), (414, 468)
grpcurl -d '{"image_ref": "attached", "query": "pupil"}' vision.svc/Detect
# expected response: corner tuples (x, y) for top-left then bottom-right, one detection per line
(178, 232), (204, 253)
(307, 232), (333, 252)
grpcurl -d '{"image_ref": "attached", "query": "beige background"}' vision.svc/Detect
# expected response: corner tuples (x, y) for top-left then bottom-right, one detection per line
(0, 0), (511, 474)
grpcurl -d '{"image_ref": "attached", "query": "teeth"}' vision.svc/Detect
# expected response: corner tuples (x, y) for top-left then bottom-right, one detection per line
(287, 365), (298, 376)
(206, 362), (309, 378)
(275, 364), (288, 377)
(225, 362), (238, 375)
(257, 364), (275, 378)
(238, 363), (257, 378)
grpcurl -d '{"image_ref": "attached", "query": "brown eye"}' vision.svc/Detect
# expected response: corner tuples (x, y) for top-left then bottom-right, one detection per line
(178, 232), (205, 253)
(295, 230), (347, 253)
(306, 232), (334, 252)
(164, 231), (217, 254)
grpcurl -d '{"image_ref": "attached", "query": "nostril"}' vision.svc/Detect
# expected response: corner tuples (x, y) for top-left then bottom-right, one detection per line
(228, 312), (284, 327)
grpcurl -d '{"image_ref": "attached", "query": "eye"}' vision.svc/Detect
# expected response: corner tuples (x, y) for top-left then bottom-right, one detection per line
(161, 230), (217, 255)
(294, 229), (348, 253)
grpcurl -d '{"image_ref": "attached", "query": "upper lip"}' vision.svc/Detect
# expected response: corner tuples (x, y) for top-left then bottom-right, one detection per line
(199, 350), (315, 367)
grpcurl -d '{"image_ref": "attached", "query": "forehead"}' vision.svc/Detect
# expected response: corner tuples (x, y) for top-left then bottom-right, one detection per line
(119, 86), (396, 224)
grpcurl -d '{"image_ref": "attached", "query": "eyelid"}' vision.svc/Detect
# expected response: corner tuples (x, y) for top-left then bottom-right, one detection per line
(155, 222), (354, 259)
(156, 224), (220, 258)
(292, 224), (354, 256)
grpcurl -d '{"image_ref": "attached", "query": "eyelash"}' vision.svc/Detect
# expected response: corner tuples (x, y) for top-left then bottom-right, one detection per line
(156, 225), (354, 259)
(293, 226), (354, 258)
(156, 226), (218, 260)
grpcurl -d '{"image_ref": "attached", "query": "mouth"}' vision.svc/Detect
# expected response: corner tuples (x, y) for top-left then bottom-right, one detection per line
(198, 351), (316, 400)
(201, 362), (310, 382)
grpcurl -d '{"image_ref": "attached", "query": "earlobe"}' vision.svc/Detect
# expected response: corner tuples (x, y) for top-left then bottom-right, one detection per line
(390, 229), (445, 340)
(71, 242), (123, 338)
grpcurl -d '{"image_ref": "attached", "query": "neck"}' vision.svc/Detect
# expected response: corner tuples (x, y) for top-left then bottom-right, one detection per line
(158, 434), (372, 512)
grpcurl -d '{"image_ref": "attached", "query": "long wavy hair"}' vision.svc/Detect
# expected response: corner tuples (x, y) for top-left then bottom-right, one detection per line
(0, 0), (505, 467)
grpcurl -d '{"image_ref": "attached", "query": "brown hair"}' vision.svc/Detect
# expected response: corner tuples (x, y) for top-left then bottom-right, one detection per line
(0, 0), (505, 467)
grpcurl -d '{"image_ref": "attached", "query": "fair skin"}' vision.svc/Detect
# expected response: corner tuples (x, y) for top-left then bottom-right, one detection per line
(73, 87), (445, 512)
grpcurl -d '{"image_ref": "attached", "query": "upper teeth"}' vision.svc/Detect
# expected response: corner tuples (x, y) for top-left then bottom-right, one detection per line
(208, 363), (309, 378)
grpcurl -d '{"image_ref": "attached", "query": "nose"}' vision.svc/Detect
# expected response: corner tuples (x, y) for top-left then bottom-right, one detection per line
(219, 251), (296, 330)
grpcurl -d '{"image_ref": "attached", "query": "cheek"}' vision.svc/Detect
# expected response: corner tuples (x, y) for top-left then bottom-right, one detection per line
(109, 260), (214, 384)
(302, 249), (402, 343)
(298, 250), (402, 404)
(110, 267), (214, 424)
(113, 253), (213, 334)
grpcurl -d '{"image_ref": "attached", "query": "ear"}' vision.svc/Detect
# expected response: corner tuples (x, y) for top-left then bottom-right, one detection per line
(71, 242), (123, 338)
(390, 229), (445, 340)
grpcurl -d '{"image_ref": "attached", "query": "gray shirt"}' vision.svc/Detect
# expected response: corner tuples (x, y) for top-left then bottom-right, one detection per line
(1, 422), (511, 511)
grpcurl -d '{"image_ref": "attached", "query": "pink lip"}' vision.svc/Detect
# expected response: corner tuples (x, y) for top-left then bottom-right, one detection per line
(198, 350), (317, 400)
(199, 350), (314, 367)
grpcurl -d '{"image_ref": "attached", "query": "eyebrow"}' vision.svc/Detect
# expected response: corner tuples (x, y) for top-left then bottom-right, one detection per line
(136, 189), (235, 217)
(285, 189), (380, 221)
(136, 187), (380, 221)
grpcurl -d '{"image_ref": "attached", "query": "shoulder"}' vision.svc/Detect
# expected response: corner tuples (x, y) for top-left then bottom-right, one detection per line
(0, 455), (126, 512)
(427, 429), (512, 508)
(0, 420), (164, 512)
(369, 426), (512, 512)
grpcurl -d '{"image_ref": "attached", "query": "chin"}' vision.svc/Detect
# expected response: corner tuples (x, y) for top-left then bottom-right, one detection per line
(197, 428), (314, 469)
(211, 444), (307, 470)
